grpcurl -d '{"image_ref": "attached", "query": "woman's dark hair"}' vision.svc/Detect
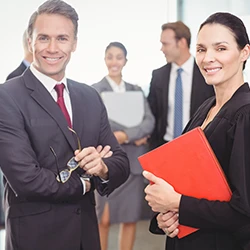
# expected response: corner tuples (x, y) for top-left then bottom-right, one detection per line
(105, 42), (127, 58)
(199, 12), (250, 70)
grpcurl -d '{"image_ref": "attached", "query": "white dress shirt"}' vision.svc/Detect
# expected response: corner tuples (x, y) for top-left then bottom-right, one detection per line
(30, 64), (73, 124)
(164, 56), (194, 141)
(105, 75), (126, 93)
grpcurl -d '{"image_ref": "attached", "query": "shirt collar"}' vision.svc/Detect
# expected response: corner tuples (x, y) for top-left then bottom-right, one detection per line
(22, 59), (31, 68)
(105, 75), (126, 92)
(172, 55), (194, 75)
(30, 64), (68, 93)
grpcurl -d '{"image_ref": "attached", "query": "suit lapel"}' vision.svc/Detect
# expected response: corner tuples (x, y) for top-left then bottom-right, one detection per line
(190, 61), (202, 116)
(162, 64), (171, 118)
(23, 69), (76, 151)
(67, 80), (85, 140)
(100, 77), (113, 92)
(125, 82), (133, 91)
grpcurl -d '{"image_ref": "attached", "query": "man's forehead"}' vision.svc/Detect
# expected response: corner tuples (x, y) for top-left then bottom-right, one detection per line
(32, 14), (74, 36)
(161, 29), (176, 38)
(34, 14), (74, 29)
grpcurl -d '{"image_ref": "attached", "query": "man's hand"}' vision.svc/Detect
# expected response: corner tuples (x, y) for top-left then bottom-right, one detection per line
(81, 145), (112, 193)
(157, 212), (179, 238)
(74, 147), (109, 180)
(143, 171), (181, 213)
(96, 145), (113, 158)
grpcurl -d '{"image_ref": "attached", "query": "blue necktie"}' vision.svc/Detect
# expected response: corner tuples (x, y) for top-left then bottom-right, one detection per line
(174, 68), (183, 138)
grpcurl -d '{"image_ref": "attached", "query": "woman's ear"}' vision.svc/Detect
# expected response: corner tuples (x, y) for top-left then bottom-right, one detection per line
(241, 44), (250, 62)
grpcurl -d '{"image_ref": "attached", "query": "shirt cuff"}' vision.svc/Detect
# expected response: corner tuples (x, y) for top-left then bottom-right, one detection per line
(99, 177), (109, 183)
(80, 177), (86, 195)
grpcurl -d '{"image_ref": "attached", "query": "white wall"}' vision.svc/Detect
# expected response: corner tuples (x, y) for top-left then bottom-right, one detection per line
(181, 0), (250, 82)
(0, 0), (172, 94)
(240, 15), (250, 82)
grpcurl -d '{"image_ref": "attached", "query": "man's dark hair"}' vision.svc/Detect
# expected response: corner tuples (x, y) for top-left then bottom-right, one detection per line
(28, 0), (79, 39)
(161, 21), (191, 48)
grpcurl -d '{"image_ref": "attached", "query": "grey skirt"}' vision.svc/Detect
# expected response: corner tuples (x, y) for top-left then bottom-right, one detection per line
(95, 174), (146, 224)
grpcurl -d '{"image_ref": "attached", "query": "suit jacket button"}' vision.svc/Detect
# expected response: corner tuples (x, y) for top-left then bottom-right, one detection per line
(76, 208), (81, 214)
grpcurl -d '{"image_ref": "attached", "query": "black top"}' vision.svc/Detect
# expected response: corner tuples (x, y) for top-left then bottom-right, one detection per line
(150, 83), (250, 250)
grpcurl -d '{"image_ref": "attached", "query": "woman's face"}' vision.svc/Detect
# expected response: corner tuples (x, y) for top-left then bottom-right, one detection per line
(104, 46), (127, 78)
(196, 23), (248, 87)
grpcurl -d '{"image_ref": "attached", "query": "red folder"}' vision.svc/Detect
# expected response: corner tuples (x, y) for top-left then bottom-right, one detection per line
(138, 127), (232, 238)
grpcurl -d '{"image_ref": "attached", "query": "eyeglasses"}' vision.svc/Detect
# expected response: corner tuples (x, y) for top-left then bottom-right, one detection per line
(50, 127), (82, 183)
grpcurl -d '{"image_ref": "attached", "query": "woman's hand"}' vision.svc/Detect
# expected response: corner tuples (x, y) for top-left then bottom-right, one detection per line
(113, 131), (128, 144)
(143, 171), (181, 213)
(134, 136), (149, 146)
(157, 211), (179, 238)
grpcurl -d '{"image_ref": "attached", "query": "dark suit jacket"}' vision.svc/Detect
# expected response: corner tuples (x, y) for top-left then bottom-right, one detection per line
(6, 61), (27, 80)
(0, 69), (129, 250)
(0, 61), (28, 227)
(147, 61), (215, 149)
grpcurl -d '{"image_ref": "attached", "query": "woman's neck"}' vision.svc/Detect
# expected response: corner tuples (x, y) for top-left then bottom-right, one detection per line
(108, 75), (122, 85)
(215, 84), (243, 109)
(214, 74), (245, 109)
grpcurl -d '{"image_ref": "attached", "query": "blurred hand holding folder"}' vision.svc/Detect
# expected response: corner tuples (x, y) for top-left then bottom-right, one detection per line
(138, 127), (232, 238)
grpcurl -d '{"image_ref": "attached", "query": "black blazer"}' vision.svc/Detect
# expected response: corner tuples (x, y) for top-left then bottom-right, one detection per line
(147, 61), (214, 149)
(0, 69), (129, 250)
(6, 61), (27, 80)
(151, 84), (250, 250)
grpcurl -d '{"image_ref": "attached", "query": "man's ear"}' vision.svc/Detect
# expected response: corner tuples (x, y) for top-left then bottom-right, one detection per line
(178, 37), (187, 49)
(28, 37), (33, 53)
(72, 38), (77, 52)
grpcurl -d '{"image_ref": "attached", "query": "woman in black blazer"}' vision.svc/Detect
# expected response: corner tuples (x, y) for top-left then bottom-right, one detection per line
(143, 12), (250, 250)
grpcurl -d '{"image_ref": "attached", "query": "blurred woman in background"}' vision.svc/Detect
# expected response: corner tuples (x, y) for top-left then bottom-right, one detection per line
(92, 42), (155, 250)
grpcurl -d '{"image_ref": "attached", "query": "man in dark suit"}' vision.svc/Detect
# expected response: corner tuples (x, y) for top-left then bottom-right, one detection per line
(0, 1), (129, 250)
(0, 30), (33, 230)
(6, 29), (33, 80)
(148, 21), (214, 149)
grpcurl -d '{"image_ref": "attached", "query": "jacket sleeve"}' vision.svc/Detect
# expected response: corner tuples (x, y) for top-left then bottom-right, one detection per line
(179, 108), (250, 242)
(0, 87), (84, 202)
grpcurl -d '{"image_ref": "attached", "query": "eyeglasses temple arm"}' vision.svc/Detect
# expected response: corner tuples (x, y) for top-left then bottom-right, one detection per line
(68, 127), (82, 151)
(50, 146), (62, 183)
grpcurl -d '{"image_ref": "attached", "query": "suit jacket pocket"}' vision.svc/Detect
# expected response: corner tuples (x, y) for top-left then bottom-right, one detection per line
(7, 202), (51, 218)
